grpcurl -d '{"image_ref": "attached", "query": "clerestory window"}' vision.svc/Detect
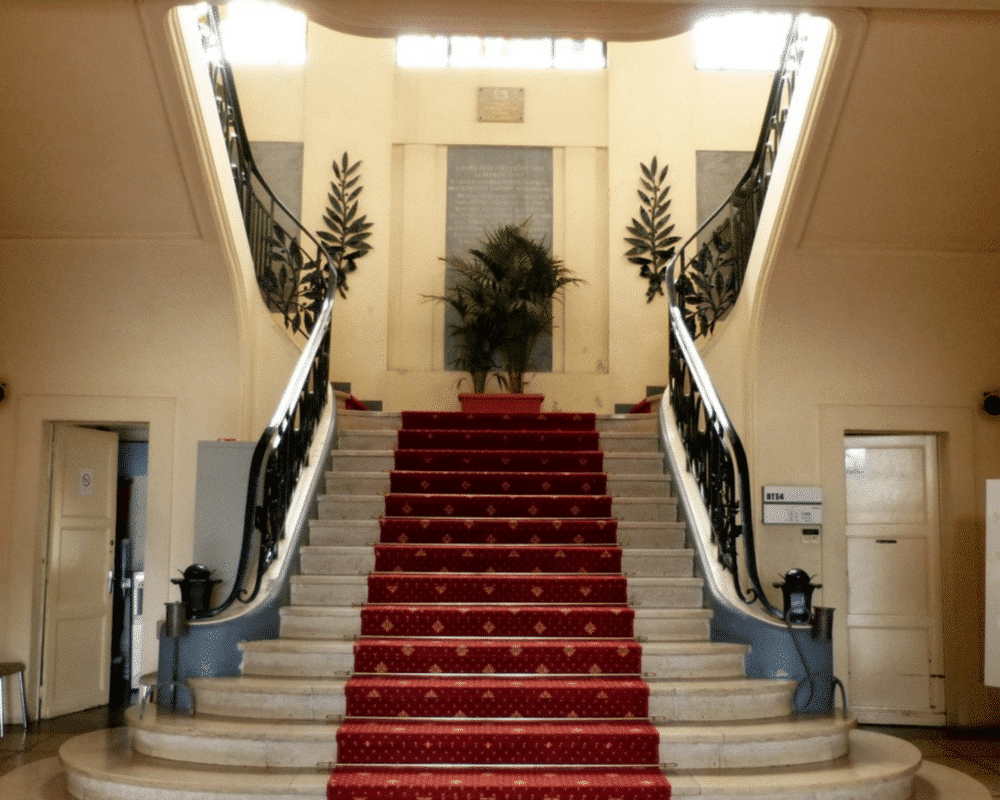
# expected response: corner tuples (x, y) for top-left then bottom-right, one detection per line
(692, 11), (791, 72)
(206, 0), (307, 66)
(396, 35), (606, 70)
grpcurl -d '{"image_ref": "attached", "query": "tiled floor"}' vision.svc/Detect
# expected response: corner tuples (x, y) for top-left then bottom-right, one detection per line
(1, 709), (998, 796)
(862, 723), (1000, 798)
(0, 706), (125, 779)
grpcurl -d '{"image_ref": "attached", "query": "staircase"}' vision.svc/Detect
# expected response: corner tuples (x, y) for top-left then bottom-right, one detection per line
(51, 405), (961, 799)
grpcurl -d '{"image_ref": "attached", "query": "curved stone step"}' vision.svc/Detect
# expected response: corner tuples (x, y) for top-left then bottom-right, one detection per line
(299, 545), (693, 578)
(317, 494), (677, 523)
(128, 708), (337, 768)
(596, 414), (658, 433)
(306, 518), (687, 549)
(603, 452), (664, 474)
(322, 471), (671, 498)
(125, 707), (853, 771)
(54, 728), (988, 800)
(287, 575), (702, 609)
(190, 674), (795, 723)
(338, 430), (397, 450)
(279, 597), (707, 641)
(243, 636), (742, 681)
(336, 410), (401, 431)
(597, 431), (658, 453)
(667, 730), (922, 798)
(239, 639), (356, 677)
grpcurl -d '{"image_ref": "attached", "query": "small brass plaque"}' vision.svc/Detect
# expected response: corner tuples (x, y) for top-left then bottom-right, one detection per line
(477, 87), (524, 123)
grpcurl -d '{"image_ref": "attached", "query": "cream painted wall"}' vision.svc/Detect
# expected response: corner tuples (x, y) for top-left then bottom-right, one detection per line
(234, 25), (770, 411)
(0, 0), (302, 719)
(698, 9), (1000, 725)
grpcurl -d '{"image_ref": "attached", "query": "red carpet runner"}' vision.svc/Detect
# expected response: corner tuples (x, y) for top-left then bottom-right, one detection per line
(327, 411), (671, 800)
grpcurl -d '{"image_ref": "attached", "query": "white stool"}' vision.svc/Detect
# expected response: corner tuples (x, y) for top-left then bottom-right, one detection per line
(0, 661), (29, 736)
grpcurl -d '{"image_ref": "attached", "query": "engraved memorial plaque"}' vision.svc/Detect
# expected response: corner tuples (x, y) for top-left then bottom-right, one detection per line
(477, 87), (525, 123)
(445, 146), (554, 371)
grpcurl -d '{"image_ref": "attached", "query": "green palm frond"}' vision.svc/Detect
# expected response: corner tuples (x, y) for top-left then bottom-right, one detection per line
(428, 221), (582, 394)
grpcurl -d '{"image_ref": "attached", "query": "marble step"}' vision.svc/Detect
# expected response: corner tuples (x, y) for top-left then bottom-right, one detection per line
(317, 494), (677, 522)
(595, 414), (658, 433)
(286, 576), (703, 609)
(333, 410), (657, 434)
(124, 706), (853, 771)
(241, 637), (738, 682)
(338, 429), (659, 454)
(298, 545), (694, 578)
(336, 410), (401, 430)
(189, 674), (795, 723)
(308, 519), (688, 549)
(56, 728), (968, 800)
(328, 450), (666, 476)
(323, 471), (671, 498)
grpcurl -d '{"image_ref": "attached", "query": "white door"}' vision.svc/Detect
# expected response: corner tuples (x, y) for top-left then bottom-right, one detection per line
(40, 425), (118, 717)
(844, 434), (945, 725)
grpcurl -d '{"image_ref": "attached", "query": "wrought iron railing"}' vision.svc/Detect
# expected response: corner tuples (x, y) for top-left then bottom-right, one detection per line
(201, 7), (334, 335)
(670, 16), (806, 340)
(668, 304), (780, 617)
(197, 7), (338, 617)
(664, 15), (808, 619)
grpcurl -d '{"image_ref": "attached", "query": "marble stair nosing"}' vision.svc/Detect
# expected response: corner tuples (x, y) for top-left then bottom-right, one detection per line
(335, 429), (660, 454)
(238, 637), (750, 679)
(58, 727), (943, 800)
(328, 451), (667, 476)
(284, 575), (704, 609)
(296, 545), (695, 576)
(125, 705), (854, 771)
(316, 494), (677, 522)
(306, 518), (688, 549)
(188, 673), (796, 723)
(322, 471), (671, 497)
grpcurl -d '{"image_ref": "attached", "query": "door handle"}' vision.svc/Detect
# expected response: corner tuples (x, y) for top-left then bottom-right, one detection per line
(108, 571), (114, 595)
(875, 539), (897, 544)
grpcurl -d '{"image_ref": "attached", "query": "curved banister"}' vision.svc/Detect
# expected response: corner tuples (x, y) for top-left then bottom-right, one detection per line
(195, 6), (339, 617)
(203, 6), (338, 335)
(668, 304), (780, 617)
(668, 15), (804, 339)
(663, 14), (809, 620)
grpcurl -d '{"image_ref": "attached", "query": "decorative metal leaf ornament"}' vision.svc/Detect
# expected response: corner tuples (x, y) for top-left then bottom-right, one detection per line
(319, 152), (374, 298)
(624, 158), (680, 302)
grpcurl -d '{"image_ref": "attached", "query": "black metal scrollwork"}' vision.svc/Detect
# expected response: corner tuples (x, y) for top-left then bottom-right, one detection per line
(670, 16), (806, 339)
(668, 306), (780, 616)
(664, 15), (809, 617)
(201, 8), (331, 336)
(196, 8), (337, 617)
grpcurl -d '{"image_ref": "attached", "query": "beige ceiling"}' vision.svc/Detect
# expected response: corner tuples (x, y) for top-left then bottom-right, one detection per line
(798, 9), (1000, 253)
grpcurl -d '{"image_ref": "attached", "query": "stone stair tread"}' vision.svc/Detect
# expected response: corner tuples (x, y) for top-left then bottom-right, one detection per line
(290, 573), (700, 585)
(127, 707), (335, 740)
(192, 675), (791, 701)
(190, 675), (349, 694)
(55, 729), (983, 800)
(191, 673), (791, 699)
(240, 639), (355, 654)
(653, 712), (853, 743)
(667, 730), (921, 796)
(128, 706), (850, 748)
(336, 410), (402, 430)
(60, 729), (330, 795)
(647, 676), (797, 695)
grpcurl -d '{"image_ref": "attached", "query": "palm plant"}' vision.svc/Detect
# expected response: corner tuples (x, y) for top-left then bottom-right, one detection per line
(433, 222), (582, 394)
